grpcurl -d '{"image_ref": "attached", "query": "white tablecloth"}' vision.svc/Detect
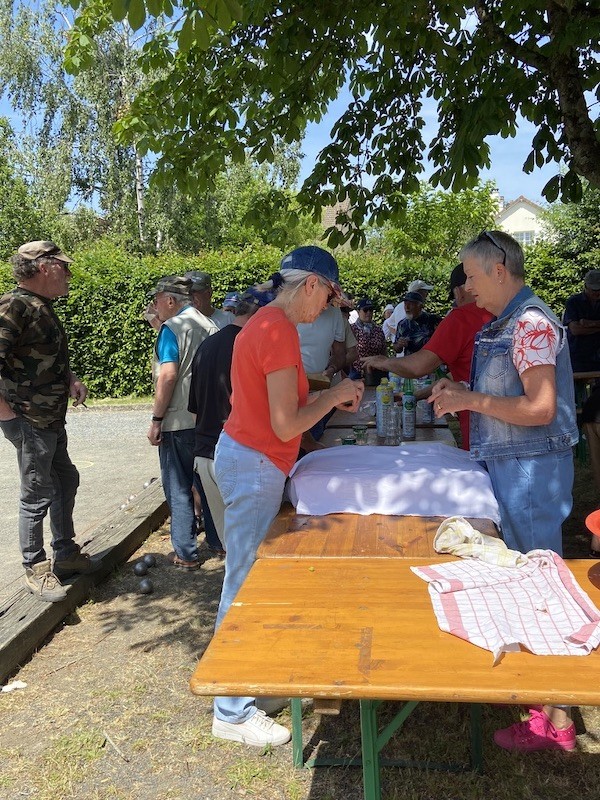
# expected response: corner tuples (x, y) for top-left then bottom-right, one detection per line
(287, 443), (500, 524)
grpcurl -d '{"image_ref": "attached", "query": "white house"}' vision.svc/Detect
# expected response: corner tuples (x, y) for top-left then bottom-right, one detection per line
(494, 194), (545, 245)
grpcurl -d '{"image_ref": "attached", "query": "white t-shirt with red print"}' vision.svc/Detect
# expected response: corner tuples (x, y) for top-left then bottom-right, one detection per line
(512, 309), (560, 375)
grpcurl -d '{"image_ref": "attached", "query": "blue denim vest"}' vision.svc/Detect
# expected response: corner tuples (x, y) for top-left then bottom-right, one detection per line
(469, 286), (578, 460)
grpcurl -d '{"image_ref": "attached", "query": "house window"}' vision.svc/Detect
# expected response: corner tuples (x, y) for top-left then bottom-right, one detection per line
(513, 231), (535, 246)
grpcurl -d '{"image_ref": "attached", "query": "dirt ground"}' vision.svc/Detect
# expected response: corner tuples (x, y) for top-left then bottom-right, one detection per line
(2, 522), (600, 800)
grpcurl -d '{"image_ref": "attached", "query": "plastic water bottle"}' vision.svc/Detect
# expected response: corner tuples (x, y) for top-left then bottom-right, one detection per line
(388, 372), (403, 394)
(376, 379), (393, 437)
(383, 403), (400, 445)
(402, 378), (416, 440)
(420, 375), (435, 424)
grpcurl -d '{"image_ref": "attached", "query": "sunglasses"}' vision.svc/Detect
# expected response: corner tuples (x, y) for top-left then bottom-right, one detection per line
(318, 277), (337, 304)
(478, 231), (506, 264)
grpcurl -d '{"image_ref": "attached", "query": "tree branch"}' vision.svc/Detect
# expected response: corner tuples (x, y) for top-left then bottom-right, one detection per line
(473, 0), (549, 72)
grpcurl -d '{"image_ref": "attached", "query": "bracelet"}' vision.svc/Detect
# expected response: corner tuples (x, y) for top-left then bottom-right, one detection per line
(151, 415), (164, 422)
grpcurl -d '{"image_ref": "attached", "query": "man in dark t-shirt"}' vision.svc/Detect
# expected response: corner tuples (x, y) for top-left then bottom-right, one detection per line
(564, 270), (600, 372)
(188, 287), (274, 548)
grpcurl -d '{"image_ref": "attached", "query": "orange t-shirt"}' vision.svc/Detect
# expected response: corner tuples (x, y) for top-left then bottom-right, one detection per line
(224, 306), (309, 475)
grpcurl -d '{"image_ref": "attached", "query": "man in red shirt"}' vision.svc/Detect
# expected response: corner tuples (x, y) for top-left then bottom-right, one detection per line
(361, 264), (493, 448)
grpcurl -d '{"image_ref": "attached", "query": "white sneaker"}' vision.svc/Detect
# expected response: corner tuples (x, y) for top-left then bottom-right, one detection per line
(255, 696), (289, 716)
(212, 709), (291, 747)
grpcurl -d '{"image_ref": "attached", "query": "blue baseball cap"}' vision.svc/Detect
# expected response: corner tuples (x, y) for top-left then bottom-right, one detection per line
(239, 286), (276, 307)
(280, 246), (342, 297)
(223, 291), (239, 309)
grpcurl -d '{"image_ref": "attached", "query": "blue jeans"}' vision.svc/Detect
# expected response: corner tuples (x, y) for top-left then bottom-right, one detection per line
(159, 428), (199, 563)
(213, 431), (286, 723)
(0, 417), (80, 567)
(485, 450), (574, 556)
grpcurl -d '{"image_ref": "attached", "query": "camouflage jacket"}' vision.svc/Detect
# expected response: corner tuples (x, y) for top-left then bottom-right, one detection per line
(0, 288), (71, 429)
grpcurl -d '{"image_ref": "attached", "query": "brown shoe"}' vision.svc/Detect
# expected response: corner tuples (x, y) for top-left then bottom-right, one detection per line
(167, 552), (201, 571)
(24, 560), (67, 603)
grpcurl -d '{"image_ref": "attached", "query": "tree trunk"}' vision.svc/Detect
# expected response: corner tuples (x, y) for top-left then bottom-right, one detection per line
(134, 143), (145, 243)
(547, 6), (600, 188)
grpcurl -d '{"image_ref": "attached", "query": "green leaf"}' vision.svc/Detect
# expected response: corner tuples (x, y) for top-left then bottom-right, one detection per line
(216, 0), (232, 29)
(223, 0), (243, 20)
(542, 175), (561, 204)
(128, 0), (146, 31)
(179, 16), (195, 51)
(111, 0), (129, 23)
(147, 0), (162, 16)
(196, 17), (211, 50)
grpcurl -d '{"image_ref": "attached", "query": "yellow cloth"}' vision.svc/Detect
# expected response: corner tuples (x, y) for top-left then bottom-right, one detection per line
(434, 516), (528, 568)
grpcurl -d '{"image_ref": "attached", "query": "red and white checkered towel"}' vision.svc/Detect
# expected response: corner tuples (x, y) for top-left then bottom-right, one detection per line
(412, 550), (600, 663)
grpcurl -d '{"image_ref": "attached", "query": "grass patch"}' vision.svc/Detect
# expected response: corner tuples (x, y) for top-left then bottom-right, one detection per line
(81, 395), (152, 408)
(36, 728), (105, 800)
(226, 757), (273, 792)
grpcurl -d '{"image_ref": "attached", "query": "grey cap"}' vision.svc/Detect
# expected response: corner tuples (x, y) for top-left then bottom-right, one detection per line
(185, 270), (212, 292)
(151, 275), (192, 297)
(17, 240), (73, 264)
(408, 279), (433, 292)
(584, 270), (600, 291)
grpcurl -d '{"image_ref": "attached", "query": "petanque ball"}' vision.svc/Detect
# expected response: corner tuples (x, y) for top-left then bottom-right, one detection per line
(133, 561), (148, 576)
(143, 553), (157, 568)
(138, 578), (153, 595)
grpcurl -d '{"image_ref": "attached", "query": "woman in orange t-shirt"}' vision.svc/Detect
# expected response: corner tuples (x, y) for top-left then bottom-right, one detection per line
(211, 246), (364, 747)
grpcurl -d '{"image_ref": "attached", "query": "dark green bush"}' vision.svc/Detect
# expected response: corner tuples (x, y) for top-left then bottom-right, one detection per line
(0, 238), (586, 398)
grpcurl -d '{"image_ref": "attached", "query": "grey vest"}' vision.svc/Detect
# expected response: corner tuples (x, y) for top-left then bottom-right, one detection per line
(153, 306), (218, 432)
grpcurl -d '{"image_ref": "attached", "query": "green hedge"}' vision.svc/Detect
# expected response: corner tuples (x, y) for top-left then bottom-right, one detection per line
(0, 239), (586, 398)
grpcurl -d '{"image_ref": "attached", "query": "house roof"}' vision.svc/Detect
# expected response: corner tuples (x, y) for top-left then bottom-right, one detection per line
(496, 195), (544, 221)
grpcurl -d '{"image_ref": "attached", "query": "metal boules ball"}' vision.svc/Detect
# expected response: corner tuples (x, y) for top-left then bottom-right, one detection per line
(133, 561), (148, 576)
(138, 578), (154, 594)
(143, 554), (157, 568)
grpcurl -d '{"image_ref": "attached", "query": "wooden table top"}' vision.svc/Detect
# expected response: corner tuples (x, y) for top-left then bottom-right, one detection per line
(573, 371), (600, 381)
(190, 557), (600, 707)
(258, 502), (497, 559)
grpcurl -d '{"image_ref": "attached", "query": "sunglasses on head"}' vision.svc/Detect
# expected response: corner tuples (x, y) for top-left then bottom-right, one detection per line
(478, 231), (506, 264)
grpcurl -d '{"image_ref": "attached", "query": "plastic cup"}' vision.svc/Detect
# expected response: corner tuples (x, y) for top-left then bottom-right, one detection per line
(352, 425), (368, 445)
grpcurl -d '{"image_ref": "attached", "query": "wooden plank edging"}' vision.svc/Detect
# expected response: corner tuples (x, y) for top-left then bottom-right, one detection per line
(0, 480), (168, 683)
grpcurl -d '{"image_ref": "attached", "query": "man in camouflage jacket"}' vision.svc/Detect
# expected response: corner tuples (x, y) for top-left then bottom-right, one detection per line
(0, 241), (95, 602)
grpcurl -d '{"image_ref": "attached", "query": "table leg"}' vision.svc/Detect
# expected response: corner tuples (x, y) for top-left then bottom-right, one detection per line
(360, 699), (381, 800)
(291, 697), (304, 768)
(470, 703), (483, 773)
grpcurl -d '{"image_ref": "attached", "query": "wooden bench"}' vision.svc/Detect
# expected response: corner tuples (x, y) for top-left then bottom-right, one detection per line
(190, 557), (600, 800)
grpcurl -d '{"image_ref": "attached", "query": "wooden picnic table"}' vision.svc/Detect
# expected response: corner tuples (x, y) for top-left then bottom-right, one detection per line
(190, 557), (600, 800)
(259, 502), (497, 559)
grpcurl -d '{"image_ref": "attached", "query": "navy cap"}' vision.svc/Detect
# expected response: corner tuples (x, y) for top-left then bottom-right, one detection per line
(280, 246), (341, 297)
(401, 291), (425, 304)
(239, 286), (276, 307)
(357, 297), (374, 310)
(448, 263), (467, 300)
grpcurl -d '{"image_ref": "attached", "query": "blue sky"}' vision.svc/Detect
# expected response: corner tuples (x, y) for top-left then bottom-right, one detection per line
(299, 90), (556, 207)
